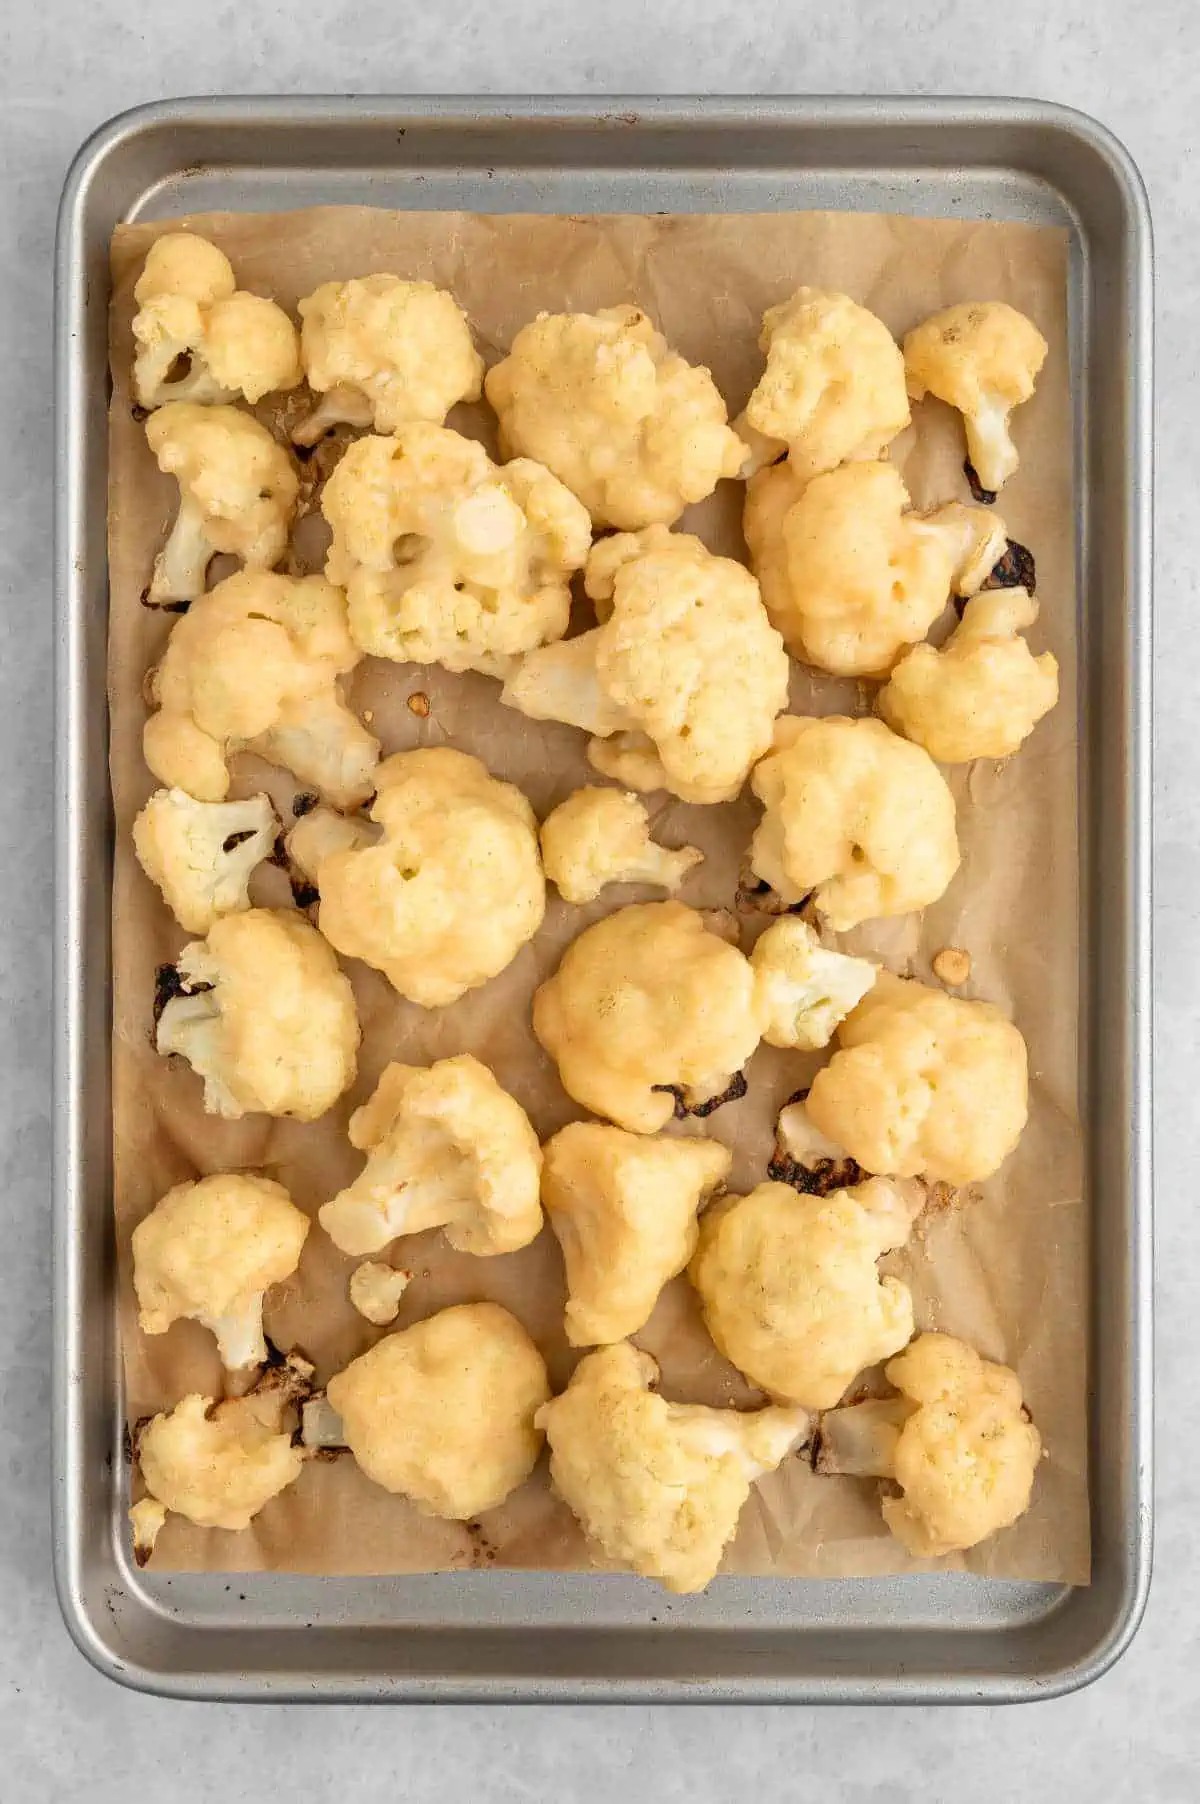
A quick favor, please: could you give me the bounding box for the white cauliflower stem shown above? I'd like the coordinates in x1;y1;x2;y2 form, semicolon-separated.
485;304;747;529
815;1332;1042;1557
294;275;483;441
536;1342;808;1593
156;907;359;1121
504;526;789;806
541;1122;732;1345
879;587;1060;762
540;786;703;903
132;788;278;933
142;569;379;807
750;917;877;1051
903;302;1048;494
132;232;301;409
322;425;592;678
143;403;299;607
319;1055;543;1258
132;1173;310;1369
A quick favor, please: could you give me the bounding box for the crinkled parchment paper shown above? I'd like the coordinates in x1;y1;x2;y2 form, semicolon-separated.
108;207;1085;1583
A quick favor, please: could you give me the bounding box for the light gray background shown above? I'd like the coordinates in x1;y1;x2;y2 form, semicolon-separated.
2;3;1188;1798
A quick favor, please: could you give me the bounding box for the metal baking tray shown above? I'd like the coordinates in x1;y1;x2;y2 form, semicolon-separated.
53;96;1153;1703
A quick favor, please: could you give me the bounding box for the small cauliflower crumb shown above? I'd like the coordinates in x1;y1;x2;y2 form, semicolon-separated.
407;691;431;718
128;1497;168;1567
539;786;703;903
348;1261;412;1325
932;947;972;987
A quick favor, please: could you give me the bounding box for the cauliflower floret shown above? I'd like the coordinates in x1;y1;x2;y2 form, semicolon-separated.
815;1332;1042;1557
325;1302;550;1518
541;1122;732;1345
749;917;878;1050
879;587;1060;762
504;526;790;806
533;901;764;1134
156;908;359;1121
128;1497;168;1566
319;1055;543;1258
738;288;910;481
806;973;1029;1184
749;715;960;931
132;1173;310;1370
142;569;379;808
320;425;592;678
485;304;747;529
903;302;1048;495
143;403;299;607
348;1261;411;1325
540;786;703;904
132;232;301;409
689;1178;920;1409
743;459;1008;676
299;747;545;1007
536;1342;808;1593
293;275;483;443
132;788;278;933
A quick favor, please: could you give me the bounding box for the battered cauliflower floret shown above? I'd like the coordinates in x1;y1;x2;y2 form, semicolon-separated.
738;288;910;481
293;274;483;443
806;973;1029;1185
903;301;1048;494
155;908;359;1121
300;747;545;1007
689;1178;920;1409
536;1342;808;1593
325;1302;550;1519
532;901;764;1134
743;458;1008;676
143;403;299;607
750;917;878;1051
541;1122;732;1345
539;786;704;904
503;527;790;806
132;788;278;934
319;1055;543;1258
132;1173;310;1370
320;425;592;678
749;716;960;931
348;1261;411;1325
878;587;1060;762
132;232;301;410
814;1332;1042;1557
484;304;747;529
142;569;379;807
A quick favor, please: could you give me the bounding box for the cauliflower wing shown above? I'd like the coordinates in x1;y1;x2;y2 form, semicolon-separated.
739;288;910;481
536;1342;808;1593
132;788;278;933
132;1173;309;1369
532;901;764;1134
142;569;379;807
348;1261;411;1325
690;1178;920;1408
320;425;592;678
132;232;301;409
156;908;360;1121
541;1122;732;1345
503;526;790;806
302;747;545;1007
540;786;703;903
806;973;1029;1184
750;917;878;1050
319;1054;543;1258
815;1332;1042;1557
294;274;483;442
143;402;299;607
878;587;1060;762
903;302;1048;495
749;715;960;931
484;304;747;529
743;458;1007;676
325;1302;550;1518
135;1372;309;1534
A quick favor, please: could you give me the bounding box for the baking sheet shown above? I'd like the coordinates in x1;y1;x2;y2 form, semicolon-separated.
107;205;1086;1584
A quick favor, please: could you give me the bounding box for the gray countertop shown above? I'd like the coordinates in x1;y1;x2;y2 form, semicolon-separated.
2;4;1187;1798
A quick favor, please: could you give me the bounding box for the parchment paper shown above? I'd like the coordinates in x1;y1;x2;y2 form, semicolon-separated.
108;207;1086;1584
